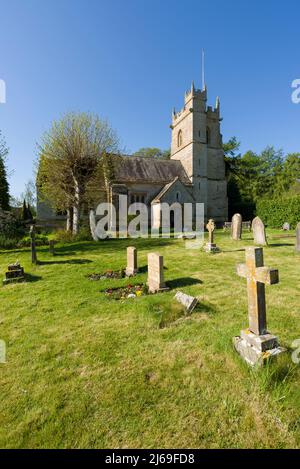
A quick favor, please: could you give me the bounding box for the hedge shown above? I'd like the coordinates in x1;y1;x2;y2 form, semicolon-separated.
256;195;300;229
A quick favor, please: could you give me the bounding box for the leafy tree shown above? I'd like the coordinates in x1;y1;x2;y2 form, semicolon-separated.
37;112;120;234
281;153;300;193
132;147;170;159
0;130;10;210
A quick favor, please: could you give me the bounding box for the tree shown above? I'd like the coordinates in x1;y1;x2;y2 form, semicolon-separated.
132;147;170;159
21;180;36;209
37;112;120;234
281;153;300;193
0;130;10;210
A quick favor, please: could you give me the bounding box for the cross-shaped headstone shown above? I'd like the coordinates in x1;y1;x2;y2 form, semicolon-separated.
236;247;279;335
30;225;37;264
206;219;215;245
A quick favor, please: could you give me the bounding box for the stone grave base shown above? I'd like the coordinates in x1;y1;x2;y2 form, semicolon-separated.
3;263;26;285
125;268;138;277
233;329;285;366
204;243;220;253
148;283;170;294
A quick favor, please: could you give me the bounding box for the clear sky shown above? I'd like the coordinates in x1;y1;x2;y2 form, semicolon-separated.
0;0;299;197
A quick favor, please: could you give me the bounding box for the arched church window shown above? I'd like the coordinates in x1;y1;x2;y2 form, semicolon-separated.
206;127;211;144
176;191;181;202
177;130;183;147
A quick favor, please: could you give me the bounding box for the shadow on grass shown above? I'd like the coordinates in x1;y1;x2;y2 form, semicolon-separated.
167;277;202;289
221;248;246;253
267;243;294;247
25;273;42;283
194;301;217;316
38;259;92;266
54;237;175;255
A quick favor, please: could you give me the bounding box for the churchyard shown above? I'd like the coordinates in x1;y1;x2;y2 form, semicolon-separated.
0;227;299;448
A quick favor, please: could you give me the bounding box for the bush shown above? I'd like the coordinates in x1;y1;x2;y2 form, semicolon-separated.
256;195;300;228
0;209;25;238
0;233;49;250
0;235;20;249
54;227;92;244
16;235;49;248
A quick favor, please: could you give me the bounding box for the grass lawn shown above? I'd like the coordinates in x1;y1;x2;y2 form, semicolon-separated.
0;230;299;448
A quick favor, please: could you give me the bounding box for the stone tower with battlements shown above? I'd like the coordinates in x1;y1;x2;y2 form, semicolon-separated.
170;82;228;222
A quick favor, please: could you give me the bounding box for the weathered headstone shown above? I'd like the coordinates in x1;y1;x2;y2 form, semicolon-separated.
49;240;55;255
252;216;267;246
296;223;300;253
282;222;290;231
174;291;198;314
205;219;219;253
231;213;242;240
147;253;168;293
125;246;138;276
233;247;285;366
29;225;37;264
3;262;25;285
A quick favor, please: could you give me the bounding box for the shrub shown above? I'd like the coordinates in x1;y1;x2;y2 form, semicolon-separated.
0;235;20;250
16;235;49;248
0;209;25;238
54;230;74;244
256;195;300;228
54;227;92;244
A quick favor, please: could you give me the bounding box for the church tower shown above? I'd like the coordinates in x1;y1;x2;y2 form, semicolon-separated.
170;83;228;223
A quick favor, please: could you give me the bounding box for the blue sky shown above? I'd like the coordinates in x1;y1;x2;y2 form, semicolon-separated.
0;0;299;197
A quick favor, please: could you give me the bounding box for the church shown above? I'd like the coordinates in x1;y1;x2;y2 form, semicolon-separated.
37;82;228;226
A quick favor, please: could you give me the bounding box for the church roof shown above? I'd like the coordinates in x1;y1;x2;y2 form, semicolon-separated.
152;177;180;202
114;156;191;185
152;177;195;204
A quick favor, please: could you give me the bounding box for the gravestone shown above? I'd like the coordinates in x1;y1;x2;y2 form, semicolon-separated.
233;247;285;366
282;222;290;231
147;253;168;293
174;291;198;314
30;225;38;264
296;223;300;253
231;214;242;240
125;246;138;276
205;219;219;253
49;240;55;255
3;262;25;285
252;216;267;246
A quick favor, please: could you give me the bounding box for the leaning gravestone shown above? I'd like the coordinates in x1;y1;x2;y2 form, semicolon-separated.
231;214;242;240
3;262;25;285
234;246;285;366
296;223;300;253
252;216;267;246
147;253;168;293
174;291;198;314
30;225;38;264
125;246;138;276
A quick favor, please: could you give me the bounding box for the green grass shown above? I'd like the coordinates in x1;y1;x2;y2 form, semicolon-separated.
0;230;299;448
